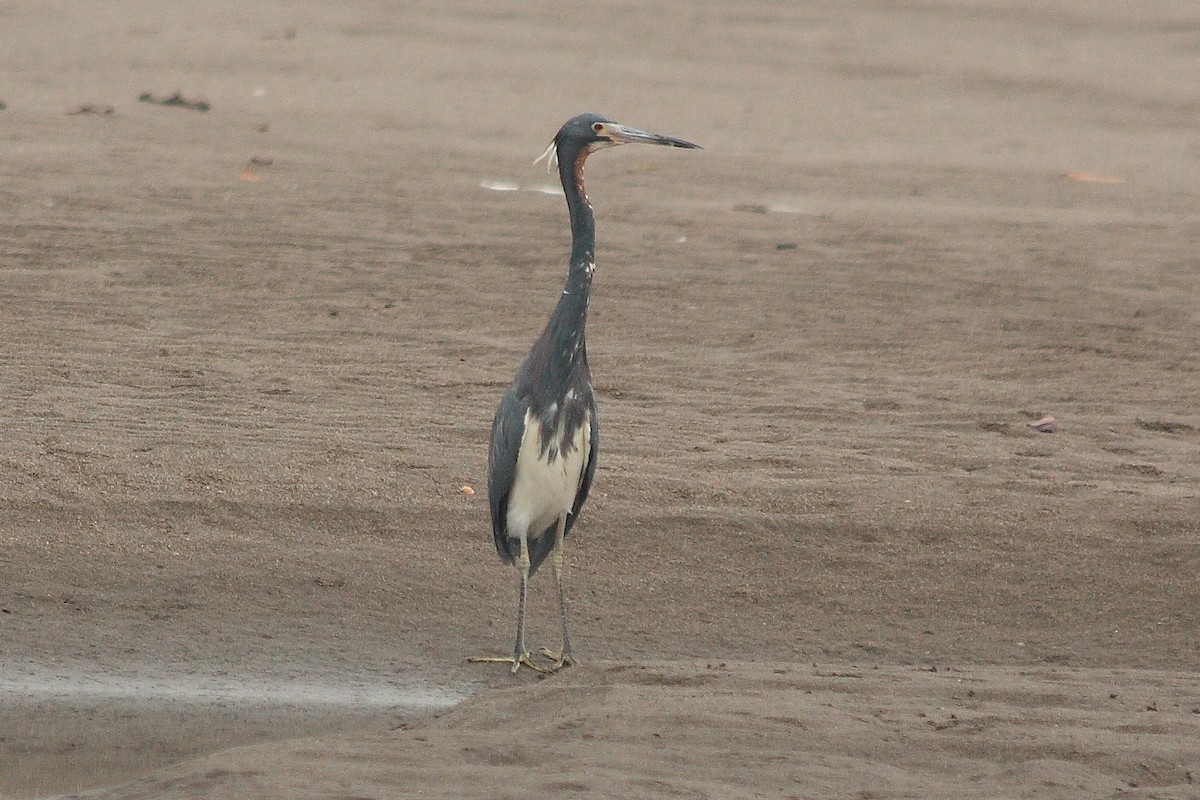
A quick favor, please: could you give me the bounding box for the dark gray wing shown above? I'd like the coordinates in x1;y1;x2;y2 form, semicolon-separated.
487;383;528;564
564;391;599;537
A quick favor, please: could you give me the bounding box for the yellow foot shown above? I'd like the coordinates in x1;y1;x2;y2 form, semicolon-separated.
537;648;576;671
467;652;548;675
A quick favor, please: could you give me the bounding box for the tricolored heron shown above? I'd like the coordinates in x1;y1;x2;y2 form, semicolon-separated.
469;114;700;674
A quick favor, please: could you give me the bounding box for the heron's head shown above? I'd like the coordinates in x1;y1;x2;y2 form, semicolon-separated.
537;113;701;171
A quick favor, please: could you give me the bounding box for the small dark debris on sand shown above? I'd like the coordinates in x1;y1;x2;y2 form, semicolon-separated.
139;91;210;112
0;101;7;111
1135;418;1196;435
66;104;115;116
239;156;274;182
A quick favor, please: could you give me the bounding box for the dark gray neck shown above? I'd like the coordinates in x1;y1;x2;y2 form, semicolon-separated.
559;145;596;273
522;268;590;409
517;144;596;408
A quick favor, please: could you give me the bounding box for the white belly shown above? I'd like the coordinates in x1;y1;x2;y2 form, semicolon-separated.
506;409;591;541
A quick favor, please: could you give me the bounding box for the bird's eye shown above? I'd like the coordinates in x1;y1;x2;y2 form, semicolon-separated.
592;122;604;132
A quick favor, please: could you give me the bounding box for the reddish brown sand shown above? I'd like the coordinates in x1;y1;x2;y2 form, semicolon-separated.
2;1;1199;798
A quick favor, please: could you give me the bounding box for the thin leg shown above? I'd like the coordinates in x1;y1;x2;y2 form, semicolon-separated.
511;541;534;672
468;536;546;674
539;514;575;670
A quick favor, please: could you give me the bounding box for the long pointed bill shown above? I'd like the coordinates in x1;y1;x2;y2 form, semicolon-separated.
606;123;702;150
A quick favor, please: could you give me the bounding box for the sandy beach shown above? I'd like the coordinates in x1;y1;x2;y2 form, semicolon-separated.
2;1;1198;797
